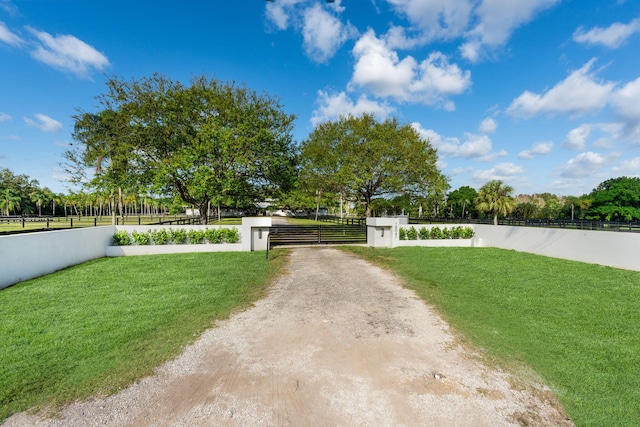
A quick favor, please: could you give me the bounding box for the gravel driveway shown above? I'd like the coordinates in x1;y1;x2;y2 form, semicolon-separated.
4;247;573;426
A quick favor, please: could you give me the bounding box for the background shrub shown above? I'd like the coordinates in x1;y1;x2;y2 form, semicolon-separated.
187;229;205;244
442;227;452;239
205;228;223;243
418;227;430;240
399;228;407;240
430;227;444;239
461;226;475;239
167;228;187;244
150;229;170;245
131;230;150;245
223;227;240;243
112;230;131;246
406;226;418;240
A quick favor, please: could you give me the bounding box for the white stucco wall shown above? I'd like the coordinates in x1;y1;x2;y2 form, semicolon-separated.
473;224;640;271
0;226;115;290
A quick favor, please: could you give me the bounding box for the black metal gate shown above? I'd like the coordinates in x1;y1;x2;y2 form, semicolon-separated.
267;224;367;250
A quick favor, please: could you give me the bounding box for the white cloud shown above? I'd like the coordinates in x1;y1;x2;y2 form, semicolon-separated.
460;0;560;62
506;59;614;119
311;91;395;126
518;141;553;159
559;151;608;178
385;0;475;43
0;21;22;46
26;27;109;78
350;30;471;108
265;0;354;63
479;117;497;134
611;77;640;128
573;18;640;49
264;0;304;30
0;0;17;14
473;162;525;182
24;113;62;132
412;123;505;160
563;125;592;150
0;112;12;122
302;3;357;63
612;157;640;176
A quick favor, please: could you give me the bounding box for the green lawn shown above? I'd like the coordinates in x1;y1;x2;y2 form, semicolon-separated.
0;251;287;421
342;246;640;427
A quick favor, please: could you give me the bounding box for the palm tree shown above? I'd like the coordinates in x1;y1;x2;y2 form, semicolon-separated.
475;180;516;226
30;189;49;217
1;188;21;216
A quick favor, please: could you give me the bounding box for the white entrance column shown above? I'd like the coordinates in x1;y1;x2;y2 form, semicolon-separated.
366;217;399;248
241;217;272;251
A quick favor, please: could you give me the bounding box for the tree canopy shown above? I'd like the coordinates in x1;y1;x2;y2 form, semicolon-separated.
298;114;448;217
65;74;297;223
447;185;478;218
475;180;516;225
585;176;640;221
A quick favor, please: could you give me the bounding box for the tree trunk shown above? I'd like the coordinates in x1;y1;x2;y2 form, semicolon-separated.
198;202;208;224
110;191;116;225
118;187;124;224
314;190;322;221
493;214;498;226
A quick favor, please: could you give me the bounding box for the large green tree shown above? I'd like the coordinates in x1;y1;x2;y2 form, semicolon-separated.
65;108;134;224
0;168;42;216
447;185;478;218
475;180;516;225
585;176;640;221
299;114;448;217
66;74;297;224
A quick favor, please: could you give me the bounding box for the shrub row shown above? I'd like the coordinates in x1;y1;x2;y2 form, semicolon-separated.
112;228;240;246
399;226;474;240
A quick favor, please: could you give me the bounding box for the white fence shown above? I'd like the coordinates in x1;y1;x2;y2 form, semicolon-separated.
2;218;639;290
0;226;114;290
0;218;272;290
389;222;640;272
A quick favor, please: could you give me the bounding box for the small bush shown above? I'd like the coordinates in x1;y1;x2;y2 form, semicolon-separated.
131;230;150;245
112;230;131;246
418;227;430;240
205;228;224;243
451;226;466;239
187;229;205;244
442;227;451;239
430;227;444;240
150;229;170;245
461;226;475;239
399;228;407;240
223;227;240;243
170;228;187;244
406;226;418;240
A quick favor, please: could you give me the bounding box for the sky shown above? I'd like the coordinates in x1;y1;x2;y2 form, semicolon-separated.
1;0;639;197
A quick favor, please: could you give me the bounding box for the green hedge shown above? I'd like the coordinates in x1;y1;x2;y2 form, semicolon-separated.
399;226;474;240
113;227;240;246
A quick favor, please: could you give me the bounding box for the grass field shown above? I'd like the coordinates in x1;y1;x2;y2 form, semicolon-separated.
0;251;287;422
342;246;640;427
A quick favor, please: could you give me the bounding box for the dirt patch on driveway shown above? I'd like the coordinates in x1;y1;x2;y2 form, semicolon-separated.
4;247;573;426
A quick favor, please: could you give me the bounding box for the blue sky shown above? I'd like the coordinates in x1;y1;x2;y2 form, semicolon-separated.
1;0;639;196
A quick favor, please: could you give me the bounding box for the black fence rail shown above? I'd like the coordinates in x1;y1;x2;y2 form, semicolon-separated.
151;216;201;225
408;217;640;232
267;224;367;259
317;215;366;226
0;215;201;236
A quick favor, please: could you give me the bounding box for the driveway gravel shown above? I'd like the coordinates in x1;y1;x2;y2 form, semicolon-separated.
3;247;573;426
